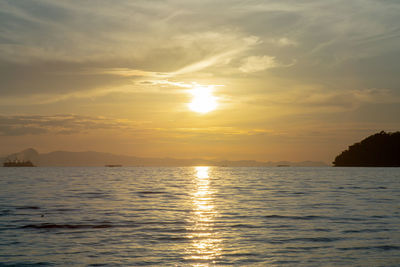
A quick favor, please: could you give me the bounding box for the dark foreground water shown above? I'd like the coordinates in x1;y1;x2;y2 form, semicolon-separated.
0;167;399;266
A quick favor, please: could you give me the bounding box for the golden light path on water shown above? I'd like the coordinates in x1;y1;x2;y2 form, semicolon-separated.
185;166;222;265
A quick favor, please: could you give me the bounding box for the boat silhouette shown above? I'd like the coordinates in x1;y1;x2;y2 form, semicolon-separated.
3;159;36;167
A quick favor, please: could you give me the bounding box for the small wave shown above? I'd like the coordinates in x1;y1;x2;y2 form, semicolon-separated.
223;252;260;257
337;186;387;190
264;215;326;220
52;208;80;212
292;192;307;195
272;260;301;264
21;223;113;229
312;228;332;232
156;236;187;241
291;237;342;243
367;186;387;190
231;224;261;229
271;237;342;244
331;217;365;222
336;186;361;190
342;228;390;233
284;245;333;251
136;221;186;226
268;224;295;229
80;192;110;199
137;191;167;194
20;220;188;230
0;209;13;216
0;262;52;266
15;206;40;210
139;227;187;233
338;245;400;251
370;215;388;218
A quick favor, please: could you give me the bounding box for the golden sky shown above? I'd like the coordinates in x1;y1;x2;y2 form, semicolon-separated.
0;0;399;162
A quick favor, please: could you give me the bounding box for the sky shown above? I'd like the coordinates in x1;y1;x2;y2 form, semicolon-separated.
0;0;399;163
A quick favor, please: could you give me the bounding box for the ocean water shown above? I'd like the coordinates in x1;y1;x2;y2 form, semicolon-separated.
0;167;399;266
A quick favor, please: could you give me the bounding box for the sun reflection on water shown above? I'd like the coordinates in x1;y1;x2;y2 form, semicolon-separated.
185;166;221;265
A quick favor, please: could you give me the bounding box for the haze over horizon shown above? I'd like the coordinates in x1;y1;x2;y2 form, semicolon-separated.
1;0;399;163
1;147;328;167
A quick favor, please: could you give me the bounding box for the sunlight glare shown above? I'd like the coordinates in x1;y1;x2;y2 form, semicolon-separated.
195;166;210;179
188;86;218;114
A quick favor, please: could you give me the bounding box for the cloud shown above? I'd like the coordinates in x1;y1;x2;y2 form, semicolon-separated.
172;127;275;137
0;0;259;67
239;55;278;73
1;0;398;65
277;37;297;47
0;114;148;136
0;0;398;148
0;0;396;84
89;68;162;78
247;87;400;113
152;80;224;90
0;113;284;144
0;61;135;98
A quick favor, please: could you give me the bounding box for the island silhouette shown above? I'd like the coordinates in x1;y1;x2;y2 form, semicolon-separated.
333;131;400;167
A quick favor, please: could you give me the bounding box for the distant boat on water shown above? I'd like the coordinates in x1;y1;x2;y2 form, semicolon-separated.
277;164;290;167
105;164;122;167
3;160;36;167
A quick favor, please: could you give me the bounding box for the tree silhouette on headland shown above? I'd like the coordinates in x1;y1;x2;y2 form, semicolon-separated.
333;131;400;167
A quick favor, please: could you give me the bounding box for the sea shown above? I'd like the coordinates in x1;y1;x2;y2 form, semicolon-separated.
0;167;399;266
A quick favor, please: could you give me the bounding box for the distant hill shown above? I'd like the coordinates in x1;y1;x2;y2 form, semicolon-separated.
333;131;400;167
1;148;328;167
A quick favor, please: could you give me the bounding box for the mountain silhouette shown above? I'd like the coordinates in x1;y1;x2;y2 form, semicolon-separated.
333;131;400;167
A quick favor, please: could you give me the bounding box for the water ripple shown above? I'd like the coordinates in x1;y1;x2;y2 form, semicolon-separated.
0;166;399;266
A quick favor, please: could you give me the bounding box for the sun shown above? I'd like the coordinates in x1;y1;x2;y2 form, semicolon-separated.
188;85;218;114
